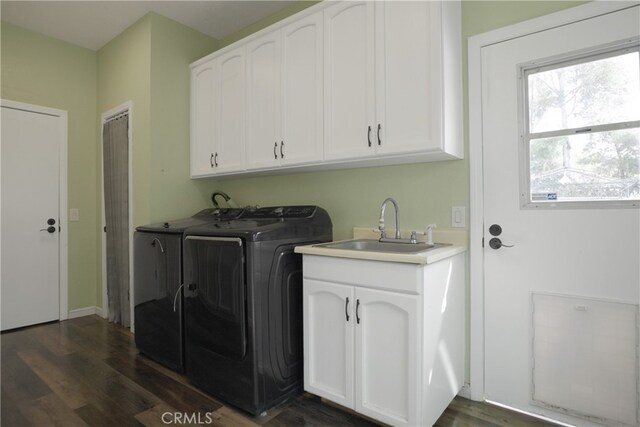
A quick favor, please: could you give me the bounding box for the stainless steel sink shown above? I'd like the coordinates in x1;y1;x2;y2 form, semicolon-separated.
314;239;450;254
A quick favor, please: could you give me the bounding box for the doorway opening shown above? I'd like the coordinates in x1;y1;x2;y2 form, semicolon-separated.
101;101;133;328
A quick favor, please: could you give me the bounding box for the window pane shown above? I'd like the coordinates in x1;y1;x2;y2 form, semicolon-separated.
528;51;640;134
529;128;640;202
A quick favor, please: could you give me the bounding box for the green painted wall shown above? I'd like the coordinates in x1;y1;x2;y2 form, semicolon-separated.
148;13;219;222
96;13;217;305
1;0;589;319
96;14;153;307
1;22;98;311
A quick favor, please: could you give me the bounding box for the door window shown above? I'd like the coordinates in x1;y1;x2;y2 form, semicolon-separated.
521;46;640;207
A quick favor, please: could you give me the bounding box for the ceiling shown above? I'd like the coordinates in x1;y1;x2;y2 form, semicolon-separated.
1;1;296;51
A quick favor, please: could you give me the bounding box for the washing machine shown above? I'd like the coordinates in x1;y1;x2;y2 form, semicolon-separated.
133;208;244;372
182;206;332;415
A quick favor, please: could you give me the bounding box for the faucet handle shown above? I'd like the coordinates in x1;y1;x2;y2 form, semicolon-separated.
410;231;418;244
423;223;437;245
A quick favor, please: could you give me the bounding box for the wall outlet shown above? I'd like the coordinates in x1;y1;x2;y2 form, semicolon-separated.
451;206;465;228
70;208;80;222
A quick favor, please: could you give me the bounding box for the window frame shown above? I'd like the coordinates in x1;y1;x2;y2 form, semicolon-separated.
518;42;640;209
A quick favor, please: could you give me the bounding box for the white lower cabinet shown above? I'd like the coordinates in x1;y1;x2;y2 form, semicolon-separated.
302;253;465;426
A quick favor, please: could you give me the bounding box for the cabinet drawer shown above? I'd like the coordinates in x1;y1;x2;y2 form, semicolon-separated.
302;255;422;294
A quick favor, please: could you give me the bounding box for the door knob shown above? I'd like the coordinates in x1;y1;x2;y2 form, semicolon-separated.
40;226;56;233
47;218;56;225
489;237;514;249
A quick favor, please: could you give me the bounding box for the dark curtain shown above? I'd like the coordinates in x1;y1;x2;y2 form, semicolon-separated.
103;114;130;327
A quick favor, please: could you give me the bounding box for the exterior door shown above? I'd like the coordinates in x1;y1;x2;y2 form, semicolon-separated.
1;104;64;330
303;279;354;408
481;6;639;426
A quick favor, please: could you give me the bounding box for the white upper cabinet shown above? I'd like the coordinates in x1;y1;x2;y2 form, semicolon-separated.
190;47;245;177
190;0;462;178
245;12;324;171
324;1;462;161
190;61;217;177
280;12;324;166
215;47;246;174
323;1;375;161
375;1;434;155
246;31;281;170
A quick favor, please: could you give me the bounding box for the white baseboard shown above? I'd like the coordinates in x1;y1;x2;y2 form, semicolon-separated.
67;306;101;319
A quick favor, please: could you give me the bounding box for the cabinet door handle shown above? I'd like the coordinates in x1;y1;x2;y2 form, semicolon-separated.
280;141;284;158
345;297;350;322
377;124;382;146
210;153;214;167
356;299;360;324
214;152;219;167
367;126;372;147
274;142;278;159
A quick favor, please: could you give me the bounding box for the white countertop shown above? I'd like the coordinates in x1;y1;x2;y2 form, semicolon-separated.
295;227;467;265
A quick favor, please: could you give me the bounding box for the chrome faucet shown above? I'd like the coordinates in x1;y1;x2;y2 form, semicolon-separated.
211;191;238;208
379;197;401;240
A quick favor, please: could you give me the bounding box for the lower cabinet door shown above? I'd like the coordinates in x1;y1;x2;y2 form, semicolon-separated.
303;279;354;408
354;288;421;426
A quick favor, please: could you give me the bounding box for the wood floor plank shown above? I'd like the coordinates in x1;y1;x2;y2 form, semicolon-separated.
1;386;35;427
104;353;222;415
264;394;378;427
76;403;144;427
28;321;81;356
1;316;561;427
134;403;179;427
209;406;261;427
448;398;555;427
1;351;52;401
33;394;90;427
17;349;90;409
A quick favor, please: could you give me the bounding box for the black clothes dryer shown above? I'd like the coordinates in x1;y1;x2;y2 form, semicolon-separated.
182;206;332;415
133;208;244;372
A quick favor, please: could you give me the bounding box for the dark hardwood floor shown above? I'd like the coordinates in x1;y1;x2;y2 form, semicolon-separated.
1;316;553;426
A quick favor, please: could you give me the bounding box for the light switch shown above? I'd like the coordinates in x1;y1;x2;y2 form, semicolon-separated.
70;208;80;222
451;206;465;228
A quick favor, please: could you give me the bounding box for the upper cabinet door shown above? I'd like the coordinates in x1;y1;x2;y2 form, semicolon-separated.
375;1;435;155
246;32;281;170
215;47;246;174
280;12;324;166
323;1;375;161
190;60;217;177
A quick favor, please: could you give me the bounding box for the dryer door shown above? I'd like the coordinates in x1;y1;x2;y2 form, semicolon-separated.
183;236;247;360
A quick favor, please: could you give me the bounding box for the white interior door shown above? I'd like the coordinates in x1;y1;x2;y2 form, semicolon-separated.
1;105;63;331
482;6;639;426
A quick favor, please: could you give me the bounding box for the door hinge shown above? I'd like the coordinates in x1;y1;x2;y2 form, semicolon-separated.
104;226;107;232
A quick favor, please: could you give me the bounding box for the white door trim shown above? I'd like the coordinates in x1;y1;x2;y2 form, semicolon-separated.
100;101;134;330
0;98;69;321
467;1;639;402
